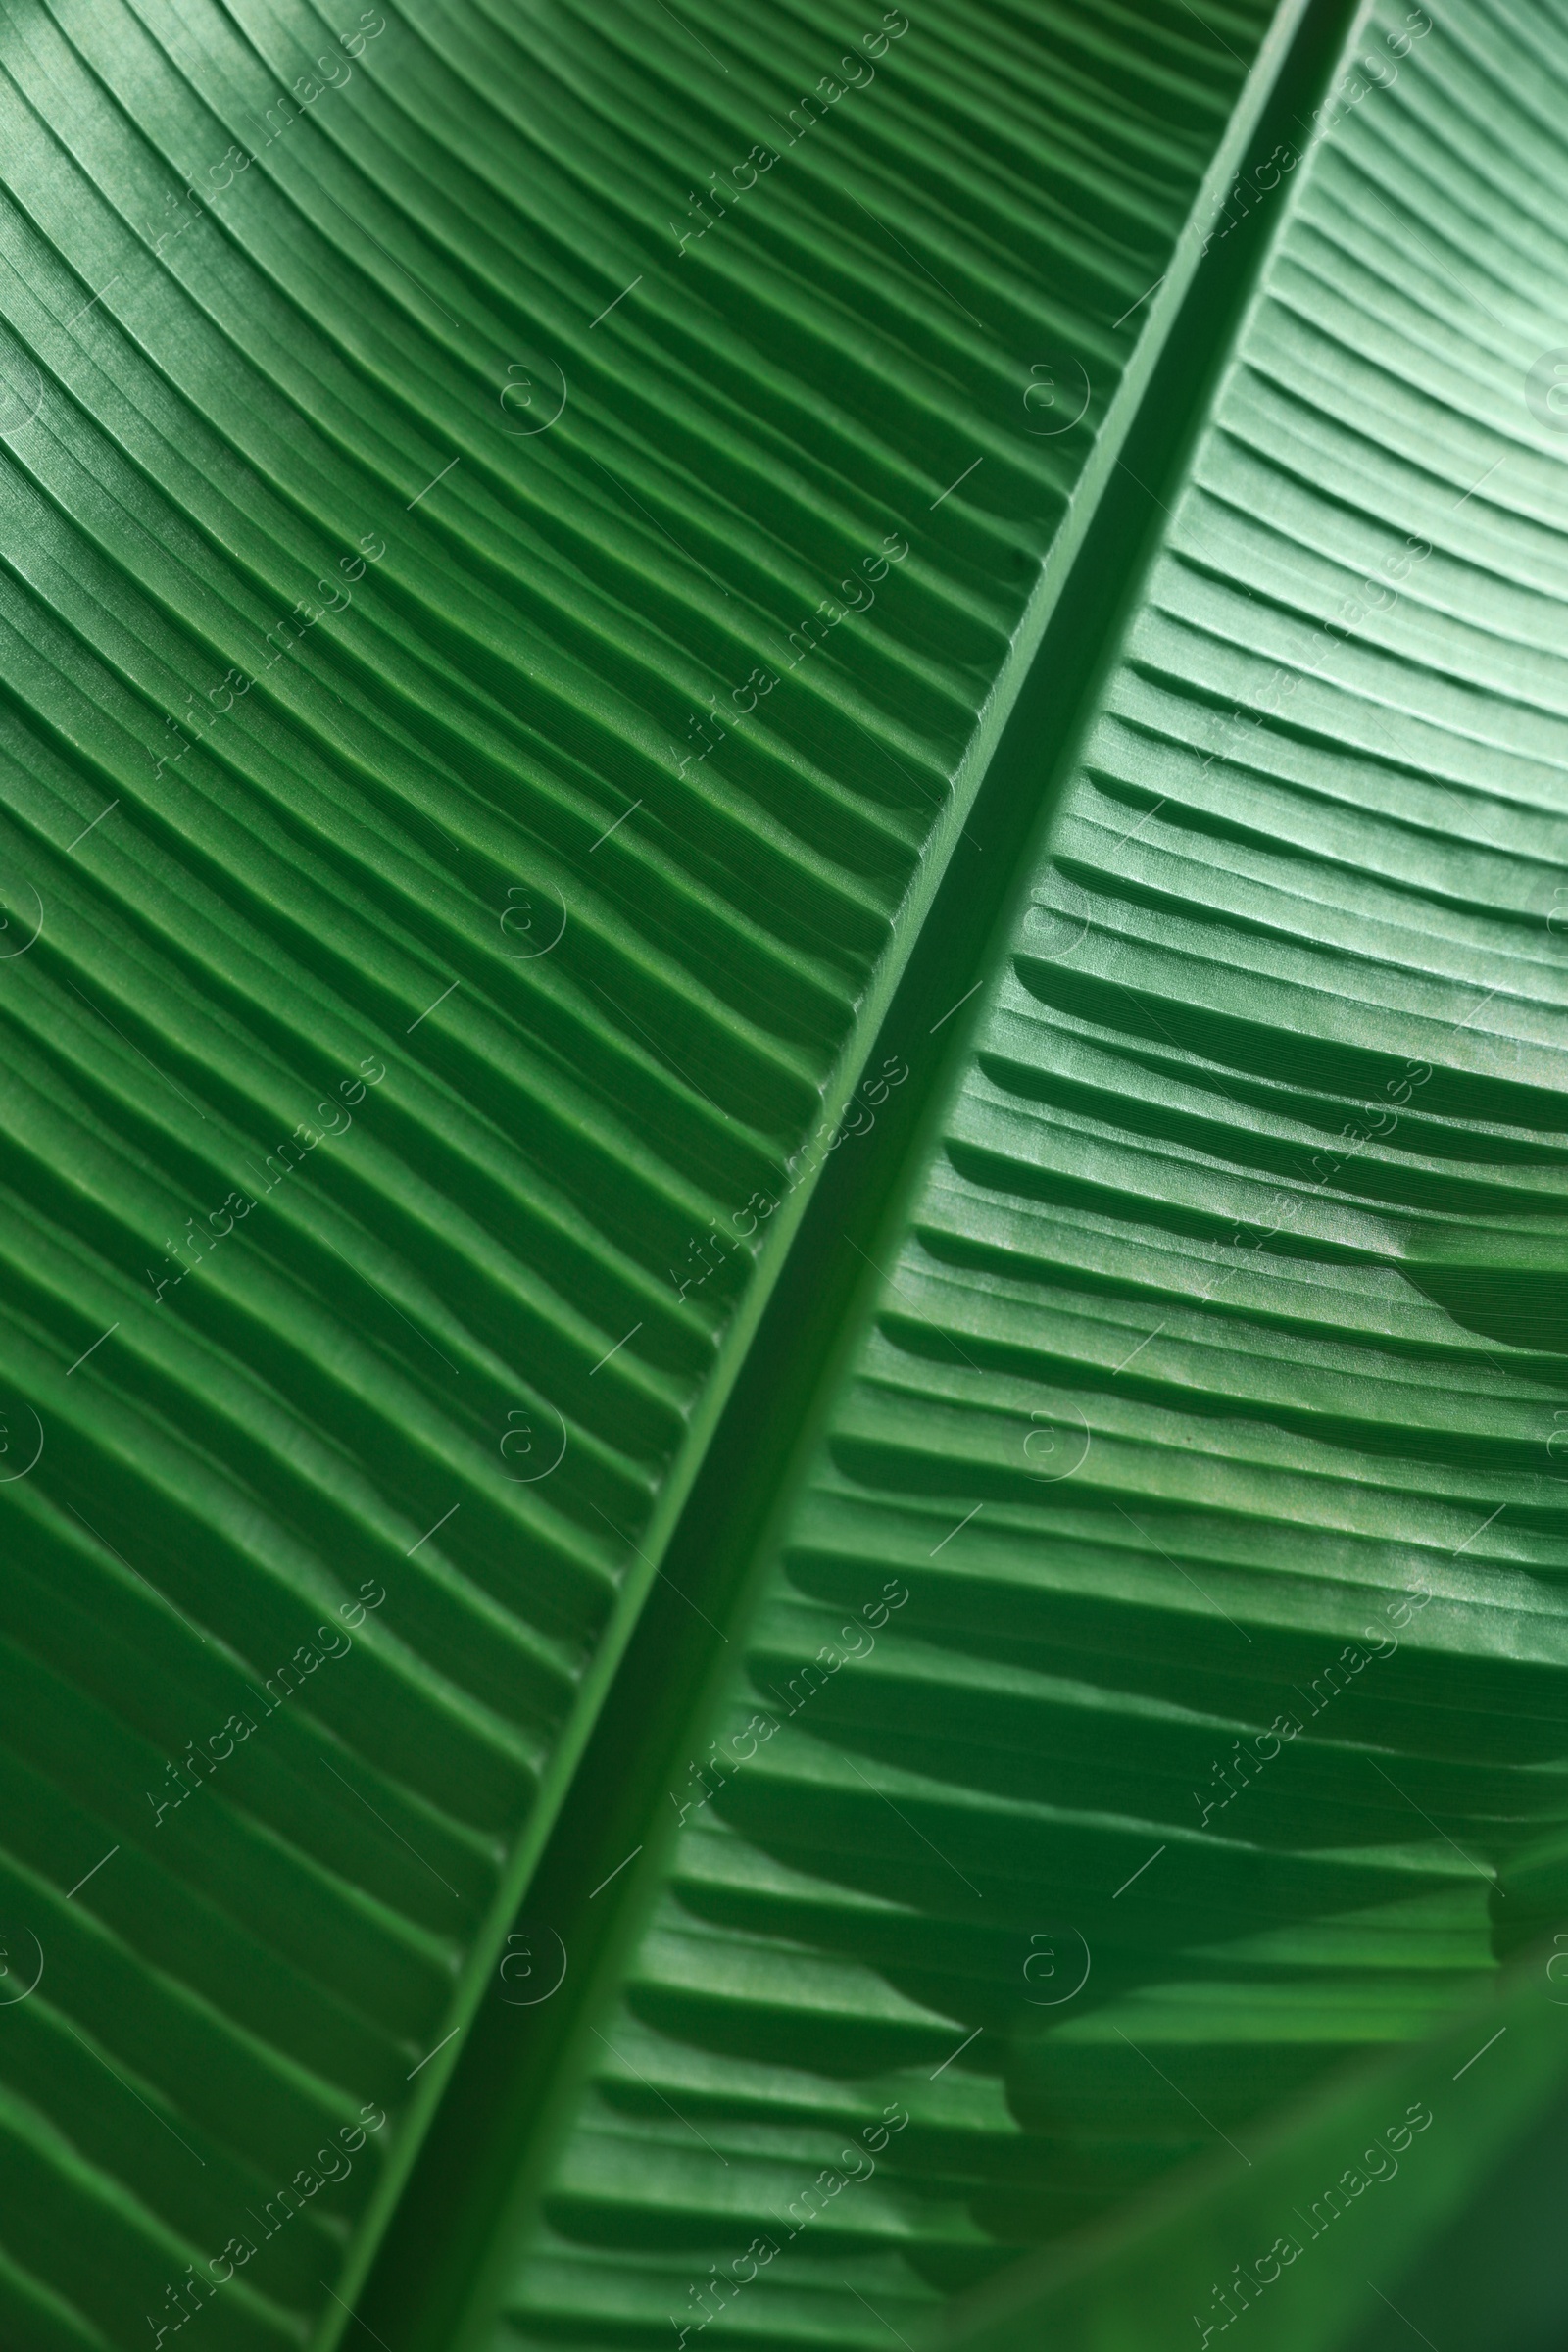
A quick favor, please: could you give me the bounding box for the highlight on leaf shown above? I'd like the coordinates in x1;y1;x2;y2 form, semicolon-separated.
0;1;1562;2350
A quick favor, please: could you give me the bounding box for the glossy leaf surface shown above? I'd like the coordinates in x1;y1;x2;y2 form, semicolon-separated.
0;2;1563;2350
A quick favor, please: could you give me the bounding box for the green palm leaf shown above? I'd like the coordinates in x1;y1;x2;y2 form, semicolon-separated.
940;1961;1568;2352
0;0;1562;2348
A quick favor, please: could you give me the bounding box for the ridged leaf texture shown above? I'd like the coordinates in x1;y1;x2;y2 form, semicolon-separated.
0;1;1564;2350
468;3;1568;2348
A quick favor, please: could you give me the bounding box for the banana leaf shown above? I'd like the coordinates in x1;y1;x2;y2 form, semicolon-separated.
0;0;1563;2348
939;1960;1568;2352
359;0;1568;2345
